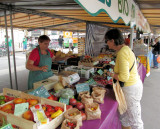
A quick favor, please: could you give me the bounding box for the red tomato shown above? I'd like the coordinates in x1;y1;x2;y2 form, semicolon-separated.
35;105;40;109
81;111;87;121
47;107;53;112
45;111;50;117
55;106;63;111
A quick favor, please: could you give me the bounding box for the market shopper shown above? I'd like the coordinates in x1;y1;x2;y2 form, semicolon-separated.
125;34;130;46
105;29;143;129
58;35;64;51
23;36;27;53
26;35;69;90
69;38;73;51
5;35;12;55
151;37;160;69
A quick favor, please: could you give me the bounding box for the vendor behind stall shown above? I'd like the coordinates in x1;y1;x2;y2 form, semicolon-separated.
26;35;69;90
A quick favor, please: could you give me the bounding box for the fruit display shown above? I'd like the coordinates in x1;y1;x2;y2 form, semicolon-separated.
0;95;14;105
64;108;82;126
0;88;66;129
54;50;79;58
66;121;77;129
93;75;108;86
42;105;63;120
85;103;101;120
61;119;79;129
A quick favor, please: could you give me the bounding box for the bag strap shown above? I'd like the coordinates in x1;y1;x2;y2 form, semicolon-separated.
129;60;135;72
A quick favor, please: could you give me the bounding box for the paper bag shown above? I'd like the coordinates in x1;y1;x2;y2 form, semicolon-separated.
64;108;82;126
85;103;101;120
91;91;105;104
61;119;79;129
81;94;93;105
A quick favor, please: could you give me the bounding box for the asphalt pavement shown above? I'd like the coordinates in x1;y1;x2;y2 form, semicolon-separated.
0;49;159;129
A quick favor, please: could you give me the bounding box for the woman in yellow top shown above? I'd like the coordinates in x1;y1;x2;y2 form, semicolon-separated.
105;29;143;129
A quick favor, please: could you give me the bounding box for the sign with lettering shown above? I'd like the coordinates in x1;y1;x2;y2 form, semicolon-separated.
75;83;90;93
75;0;150;32
1;124;13;129
29;86;50;98
86;78;97;85
75;0;136;26
97;69;104;75
14;103;29;116
59;97;69;105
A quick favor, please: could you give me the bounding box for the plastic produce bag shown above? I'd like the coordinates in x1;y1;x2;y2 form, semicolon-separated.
64;108;82;126
85;103;101;120
54;88;74;99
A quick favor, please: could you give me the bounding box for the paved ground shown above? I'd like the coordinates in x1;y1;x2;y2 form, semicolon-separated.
141;68;160;129
0;49;160;129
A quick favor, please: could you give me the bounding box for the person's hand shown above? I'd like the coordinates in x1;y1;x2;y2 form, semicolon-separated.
107;71;114;77
40;65;48;72
64;56;70;60
110;65;115;69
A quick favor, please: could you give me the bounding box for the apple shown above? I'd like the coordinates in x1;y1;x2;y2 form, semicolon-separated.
81;111;87;121
76;102;84;110
69;98;77;106
66;105;73;110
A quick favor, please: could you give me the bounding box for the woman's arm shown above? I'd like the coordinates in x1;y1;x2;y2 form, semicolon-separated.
26;60;48;72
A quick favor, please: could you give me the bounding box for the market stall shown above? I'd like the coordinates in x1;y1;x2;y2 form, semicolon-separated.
0;0;153;129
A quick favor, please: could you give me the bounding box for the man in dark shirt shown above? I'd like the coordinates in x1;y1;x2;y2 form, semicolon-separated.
58;35;64;51
152;38;160;68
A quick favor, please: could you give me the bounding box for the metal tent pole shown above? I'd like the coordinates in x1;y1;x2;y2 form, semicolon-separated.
4;9;13;89
9;7;18;90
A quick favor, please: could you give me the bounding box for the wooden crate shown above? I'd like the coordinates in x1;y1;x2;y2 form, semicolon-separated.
3;88;21;98
78;38;85;55
33;79;58;91
0;88;66;129
0;88;22;107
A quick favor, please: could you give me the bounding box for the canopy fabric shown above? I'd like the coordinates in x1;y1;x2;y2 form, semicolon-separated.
0;0;159;33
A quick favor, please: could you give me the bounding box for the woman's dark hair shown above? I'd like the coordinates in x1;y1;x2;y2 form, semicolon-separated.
105;28;124;46
38;35;50;43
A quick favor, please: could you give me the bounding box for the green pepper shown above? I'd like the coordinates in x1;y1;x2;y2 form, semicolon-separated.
0;95;5;100
0;100;5;105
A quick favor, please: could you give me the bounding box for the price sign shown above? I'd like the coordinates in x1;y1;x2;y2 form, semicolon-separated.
109;61;115;65
59;97;69;105
86;78;97;85
14;103;29;116
29;86;50;98
97;69;104;75
75;83;90;93
1;124;13;129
